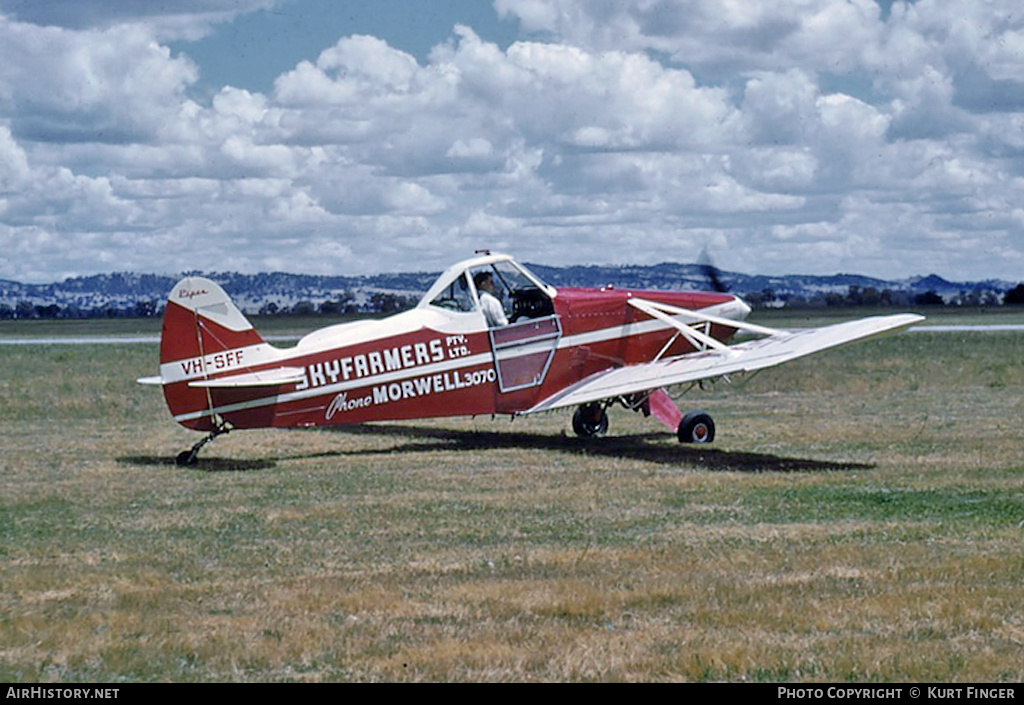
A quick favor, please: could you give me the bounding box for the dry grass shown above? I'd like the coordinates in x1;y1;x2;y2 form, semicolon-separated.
1;329;1023;681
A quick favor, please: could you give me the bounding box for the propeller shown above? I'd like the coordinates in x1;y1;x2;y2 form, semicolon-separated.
697;247;729;293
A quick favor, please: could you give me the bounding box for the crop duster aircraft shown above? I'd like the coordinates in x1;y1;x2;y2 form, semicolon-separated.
139;252;924;465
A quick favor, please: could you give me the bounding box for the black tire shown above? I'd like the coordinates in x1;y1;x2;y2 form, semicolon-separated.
176;450;198;466
677;411;715;444
572;403;609;438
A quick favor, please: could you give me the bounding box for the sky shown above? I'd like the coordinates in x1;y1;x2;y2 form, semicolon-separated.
1;0;1023;283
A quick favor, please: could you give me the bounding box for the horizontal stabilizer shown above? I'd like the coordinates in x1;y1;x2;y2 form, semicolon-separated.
188;367;306;389
525;313;924;415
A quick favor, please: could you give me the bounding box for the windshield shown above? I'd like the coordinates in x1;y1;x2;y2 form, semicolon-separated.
420;255;556;322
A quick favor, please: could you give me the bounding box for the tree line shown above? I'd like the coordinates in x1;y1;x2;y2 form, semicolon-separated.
745;284;1024;309
0;291;420;320
4;285;1023;319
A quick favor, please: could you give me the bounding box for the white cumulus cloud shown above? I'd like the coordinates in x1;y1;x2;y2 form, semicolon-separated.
0;1;1023;282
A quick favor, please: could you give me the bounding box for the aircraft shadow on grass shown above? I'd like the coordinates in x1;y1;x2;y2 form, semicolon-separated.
118;455;275;473
288;422;875;474
120;424;874;474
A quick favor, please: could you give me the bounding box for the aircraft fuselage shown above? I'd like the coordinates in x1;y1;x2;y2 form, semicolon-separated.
163;286;745;431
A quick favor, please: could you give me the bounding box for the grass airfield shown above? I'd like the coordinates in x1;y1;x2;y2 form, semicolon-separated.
1;313;1023;682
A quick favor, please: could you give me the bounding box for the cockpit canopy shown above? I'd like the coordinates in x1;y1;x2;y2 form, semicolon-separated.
418;253;556;323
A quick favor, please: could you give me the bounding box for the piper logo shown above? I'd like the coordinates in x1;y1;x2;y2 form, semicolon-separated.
178;287;209;300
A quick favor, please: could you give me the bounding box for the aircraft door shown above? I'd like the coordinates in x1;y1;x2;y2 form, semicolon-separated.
466;259;561;396
489;314;562;393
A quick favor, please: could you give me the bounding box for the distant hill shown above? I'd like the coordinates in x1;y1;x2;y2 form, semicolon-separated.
0;262;1016;317
527;263;1011;300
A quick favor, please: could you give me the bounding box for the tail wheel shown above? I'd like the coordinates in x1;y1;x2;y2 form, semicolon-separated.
572;402;609;438
678;411;715;444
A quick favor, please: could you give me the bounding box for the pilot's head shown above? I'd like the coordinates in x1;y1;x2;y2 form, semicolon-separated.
474;272;496;295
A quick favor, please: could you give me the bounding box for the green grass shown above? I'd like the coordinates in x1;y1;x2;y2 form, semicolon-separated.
1;326;1023;681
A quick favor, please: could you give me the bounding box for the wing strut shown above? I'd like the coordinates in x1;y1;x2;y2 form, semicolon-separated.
628;297;732;352
628;297;781;340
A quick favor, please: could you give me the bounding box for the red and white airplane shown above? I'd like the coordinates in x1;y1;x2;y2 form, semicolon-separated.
139;252;923;465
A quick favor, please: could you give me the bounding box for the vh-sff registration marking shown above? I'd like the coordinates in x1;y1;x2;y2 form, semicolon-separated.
179;349;246;376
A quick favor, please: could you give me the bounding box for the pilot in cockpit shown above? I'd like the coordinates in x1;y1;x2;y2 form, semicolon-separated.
473;271;508;328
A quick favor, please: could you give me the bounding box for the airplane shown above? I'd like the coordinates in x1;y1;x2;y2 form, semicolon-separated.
138;251;924;465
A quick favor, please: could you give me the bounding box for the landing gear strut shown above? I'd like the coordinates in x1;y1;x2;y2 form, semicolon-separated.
572;402;609;438
571;399;716;444
176;422;232;466
677;410;715;444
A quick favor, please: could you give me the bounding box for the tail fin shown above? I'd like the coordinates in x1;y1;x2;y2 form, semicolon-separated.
158;277;265;430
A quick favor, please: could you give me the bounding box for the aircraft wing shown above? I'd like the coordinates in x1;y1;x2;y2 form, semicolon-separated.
524;313;923;415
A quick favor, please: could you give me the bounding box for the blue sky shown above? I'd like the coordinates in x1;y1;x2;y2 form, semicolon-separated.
0;0;1022;283
170;1;522;95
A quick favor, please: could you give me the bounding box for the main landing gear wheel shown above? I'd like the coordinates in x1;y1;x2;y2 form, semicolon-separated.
677;410;715;444
572;402;609;438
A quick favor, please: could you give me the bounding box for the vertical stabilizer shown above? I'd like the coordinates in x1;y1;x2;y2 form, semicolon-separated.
158;277;265;430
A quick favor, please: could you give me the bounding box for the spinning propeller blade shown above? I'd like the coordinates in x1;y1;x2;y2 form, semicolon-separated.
697;248;729;293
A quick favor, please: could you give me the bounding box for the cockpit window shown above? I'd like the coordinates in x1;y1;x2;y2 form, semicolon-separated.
428;271;476;312
470;261;555;322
